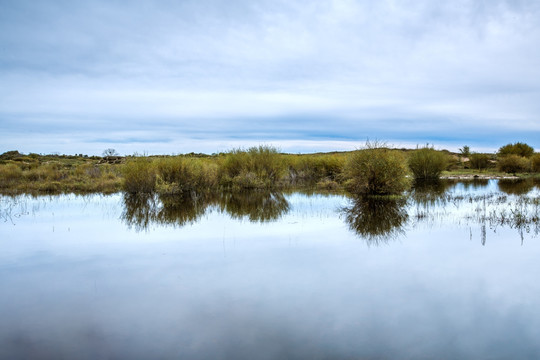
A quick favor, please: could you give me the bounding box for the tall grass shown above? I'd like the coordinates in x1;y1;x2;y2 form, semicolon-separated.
343;143;411;196
408;146;448;180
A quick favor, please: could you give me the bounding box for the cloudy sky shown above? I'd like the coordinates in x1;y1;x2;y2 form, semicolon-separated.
1;0;539;155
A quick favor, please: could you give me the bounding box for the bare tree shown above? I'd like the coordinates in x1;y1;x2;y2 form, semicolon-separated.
102;148;119;157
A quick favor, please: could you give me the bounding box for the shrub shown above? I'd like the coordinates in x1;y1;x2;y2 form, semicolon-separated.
0;164;23;186
497;154;531;173
408;146;448;180
343;144;411;196
123;157;157;193
531;154;540;173
154;157;218;195
219;145;286;188
497;142;534;158
469;153;490;170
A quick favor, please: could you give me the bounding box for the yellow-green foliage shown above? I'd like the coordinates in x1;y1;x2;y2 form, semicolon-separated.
154;156;218;195
408;146;448;180
497;155;531;173
469;153;490;170
531;154;540;173
219;145;286;189
122;157;157;193
286;153;345;183
343;146;411;196
498;142;534;158
0;163;23;186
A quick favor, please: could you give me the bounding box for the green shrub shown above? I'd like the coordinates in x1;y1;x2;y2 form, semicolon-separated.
286;153;345;183
497;154;531;173
219;145;286;188
343;144;411;195
0;164;23;186
155;157;218;195
531;154;540;173
497;142;534;158
469;153;490;170
123;157;157;193
408;146;448;180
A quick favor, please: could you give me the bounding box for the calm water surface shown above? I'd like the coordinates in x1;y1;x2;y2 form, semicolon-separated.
1;180;540;359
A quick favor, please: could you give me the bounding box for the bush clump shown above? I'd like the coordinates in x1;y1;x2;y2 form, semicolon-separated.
497;154;531;174
343;144;411;196
408;146;448;180
497;142;534;158
531;154;540;173
122;157;157;193
219;145;286;189
469;153;491;170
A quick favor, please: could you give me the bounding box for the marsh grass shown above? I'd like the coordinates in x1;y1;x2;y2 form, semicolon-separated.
0;156;122;194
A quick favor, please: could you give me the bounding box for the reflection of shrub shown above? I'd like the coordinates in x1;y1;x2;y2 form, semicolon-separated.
532;154;540;173
498;179;534;195
343;197;408;244
497;155;530;173
498;142;534;158
408;146;448;180
343;144;410;195
469;153;490;170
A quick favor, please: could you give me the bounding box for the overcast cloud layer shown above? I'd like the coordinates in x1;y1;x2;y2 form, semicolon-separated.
1;0;539;154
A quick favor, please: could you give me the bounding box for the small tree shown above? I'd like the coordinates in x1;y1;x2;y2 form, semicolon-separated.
497;142;534;158
459;145;471;158
103;148;119;157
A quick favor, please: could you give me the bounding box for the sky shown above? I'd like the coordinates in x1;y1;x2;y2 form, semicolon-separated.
1;0;539;155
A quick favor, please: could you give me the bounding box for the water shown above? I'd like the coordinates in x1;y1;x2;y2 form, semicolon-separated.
1;180;540;359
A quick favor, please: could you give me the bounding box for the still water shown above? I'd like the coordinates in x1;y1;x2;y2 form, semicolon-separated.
1;180;540;359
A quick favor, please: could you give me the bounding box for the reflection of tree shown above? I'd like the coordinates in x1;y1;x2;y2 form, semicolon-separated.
343;196;408;245
219;191;290;222
498;179;534;195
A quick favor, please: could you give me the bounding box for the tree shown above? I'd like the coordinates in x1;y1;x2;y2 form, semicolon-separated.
102;148;119;157
459;145;470;158
497;142;534;158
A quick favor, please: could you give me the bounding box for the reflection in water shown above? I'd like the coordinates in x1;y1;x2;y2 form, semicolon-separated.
218;191;290;222
122;191;291;230
410;180;456;207
343;196;408;245
498;179;535;195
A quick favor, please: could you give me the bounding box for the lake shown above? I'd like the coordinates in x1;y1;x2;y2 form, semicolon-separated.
1;179;540;359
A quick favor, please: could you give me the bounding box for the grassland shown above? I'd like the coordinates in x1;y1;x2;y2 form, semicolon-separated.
1;145;539;195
